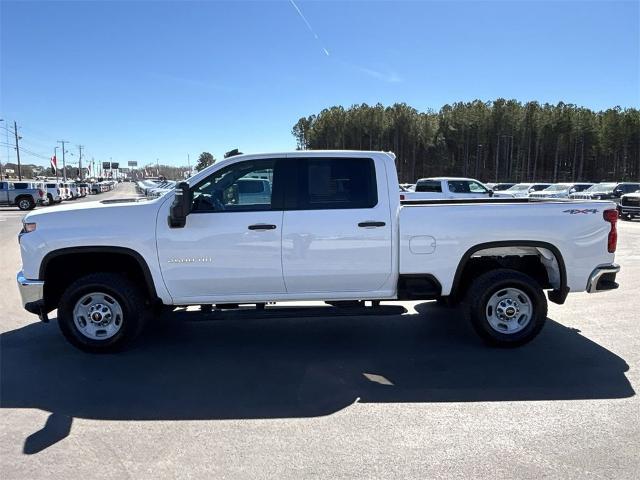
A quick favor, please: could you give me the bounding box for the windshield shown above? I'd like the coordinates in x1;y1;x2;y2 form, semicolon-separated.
543;184;572;192
584;183;616;193
506;184;532;191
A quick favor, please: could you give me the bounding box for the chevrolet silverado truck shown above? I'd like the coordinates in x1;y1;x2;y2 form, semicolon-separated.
1;181;46;210
16;151;621;352
618;189;640;220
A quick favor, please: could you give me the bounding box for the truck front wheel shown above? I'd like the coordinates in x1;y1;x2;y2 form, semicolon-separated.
465;269;547;347
57;273;147;353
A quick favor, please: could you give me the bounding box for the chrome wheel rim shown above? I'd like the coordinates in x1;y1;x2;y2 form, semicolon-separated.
72;292;124;340
19;199;30;209
485;287;532;334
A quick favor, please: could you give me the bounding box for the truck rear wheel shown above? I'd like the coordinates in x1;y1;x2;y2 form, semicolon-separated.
17;197;35;210
57;273;147;353
465;269;547;347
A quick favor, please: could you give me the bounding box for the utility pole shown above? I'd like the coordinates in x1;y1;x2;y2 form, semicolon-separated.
57;140;69;181
78;145;84;180
187;153;191;178
0;118;5;180
13;121;22;180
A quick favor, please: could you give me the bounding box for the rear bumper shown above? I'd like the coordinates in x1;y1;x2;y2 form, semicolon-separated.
586;264;620;293
16;270;47;319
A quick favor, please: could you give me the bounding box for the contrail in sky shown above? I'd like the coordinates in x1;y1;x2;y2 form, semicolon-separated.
289;0;330;56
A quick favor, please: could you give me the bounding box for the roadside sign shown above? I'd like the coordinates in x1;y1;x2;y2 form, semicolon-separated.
102;162;111;170
128;161;138;167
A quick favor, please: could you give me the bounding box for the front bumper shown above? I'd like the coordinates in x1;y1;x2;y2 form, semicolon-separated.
586;264;620;293
16;270;47;320
617;204;640;216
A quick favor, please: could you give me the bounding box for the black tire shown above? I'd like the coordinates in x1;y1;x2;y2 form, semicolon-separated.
17;196;35;211
47;193;54;205
57;273;148;353
465;269;547;348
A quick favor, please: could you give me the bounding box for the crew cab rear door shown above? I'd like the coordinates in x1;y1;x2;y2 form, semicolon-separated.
281;156;393;294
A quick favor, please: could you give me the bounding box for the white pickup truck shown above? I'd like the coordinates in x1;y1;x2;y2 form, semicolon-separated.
402;177;493;200
17;151;621;352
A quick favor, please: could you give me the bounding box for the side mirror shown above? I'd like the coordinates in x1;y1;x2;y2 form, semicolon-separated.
488;189;494;197
168;182;191;228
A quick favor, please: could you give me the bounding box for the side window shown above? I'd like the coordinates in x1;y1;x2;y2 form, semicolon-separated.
191;160;276;212
468;181;488;193
575;184;590;192
0;182;5;189
295;157;377;210
448;181;471;193
415;180;442;193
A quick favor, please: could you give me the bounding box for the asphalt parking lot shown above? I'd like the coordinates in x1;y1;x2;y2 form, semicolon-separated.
1;185;639;479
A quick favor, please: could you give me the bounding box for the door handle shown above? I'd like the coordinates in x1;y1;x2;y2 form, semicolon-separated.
248;224;277;231
358;221;386;228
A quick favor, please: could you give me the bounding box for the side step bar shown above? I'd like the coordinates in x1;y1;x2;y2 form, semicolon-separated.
169;304;407;322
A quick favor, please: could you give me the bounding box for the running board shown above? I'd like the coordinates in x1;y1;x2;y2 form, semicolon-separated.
170;304;406;322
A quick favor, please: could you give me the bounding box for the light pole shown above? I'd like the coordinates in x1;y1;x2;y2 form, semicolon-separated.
0;119;4;180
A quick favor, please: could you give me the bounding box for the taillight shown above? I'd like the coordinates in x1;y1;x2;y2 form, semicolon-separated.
38;189;45;197
603;209;618;253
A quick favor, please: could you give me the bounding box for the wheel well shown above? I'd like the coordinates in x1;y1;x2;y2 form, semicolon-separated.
41;249;157;310
450;245;564;301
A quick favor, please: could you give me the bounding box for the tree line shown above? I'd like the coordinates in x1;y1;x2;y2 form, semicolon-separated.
291;100;640;183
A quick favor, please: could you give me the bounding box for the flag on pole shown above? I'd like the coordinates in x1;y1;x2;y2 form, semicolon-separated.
50;155;57;171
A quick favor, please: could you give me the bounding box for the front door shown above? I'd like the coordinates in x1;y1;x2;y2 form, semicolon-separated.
447;179;492;199
156;158;286;301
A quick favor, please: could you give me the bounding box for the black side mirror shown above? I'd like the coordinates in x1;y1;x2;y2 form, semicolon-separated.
168;182;191;228
488;189;494;197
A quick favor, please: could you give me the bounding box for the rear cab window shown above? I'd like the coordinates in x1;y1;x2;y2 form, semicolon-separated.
415;180;442;193
291;157;377;210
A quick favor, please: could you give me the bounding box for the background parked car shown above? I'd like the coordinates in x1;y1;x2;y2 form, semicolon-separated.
485;182;516;191
404;177;493;200
0;180;46;210
617;189;640;220
44;182;63;204
493;183;552;198
529;182;593;199
569;182;640;203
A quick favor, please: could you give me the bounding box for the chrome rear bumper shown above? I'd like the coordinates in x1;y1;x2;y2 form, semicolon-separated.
586;264;620;293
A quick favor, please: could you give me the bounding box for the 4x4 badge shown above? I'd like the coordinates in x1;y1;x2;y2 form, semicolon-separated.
563;209;598;214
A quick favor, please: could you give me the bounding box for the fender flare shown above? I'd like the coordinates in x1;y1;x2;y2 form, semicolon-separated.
450;240;569;304
39;246;159;300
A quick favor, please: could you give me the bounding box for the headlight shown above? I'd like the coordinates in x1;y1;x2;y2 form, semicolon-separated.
22;222;37;233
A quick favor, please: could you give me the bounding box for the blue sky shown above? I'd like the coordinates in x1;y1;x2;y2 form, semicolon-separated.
1;0;639;168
